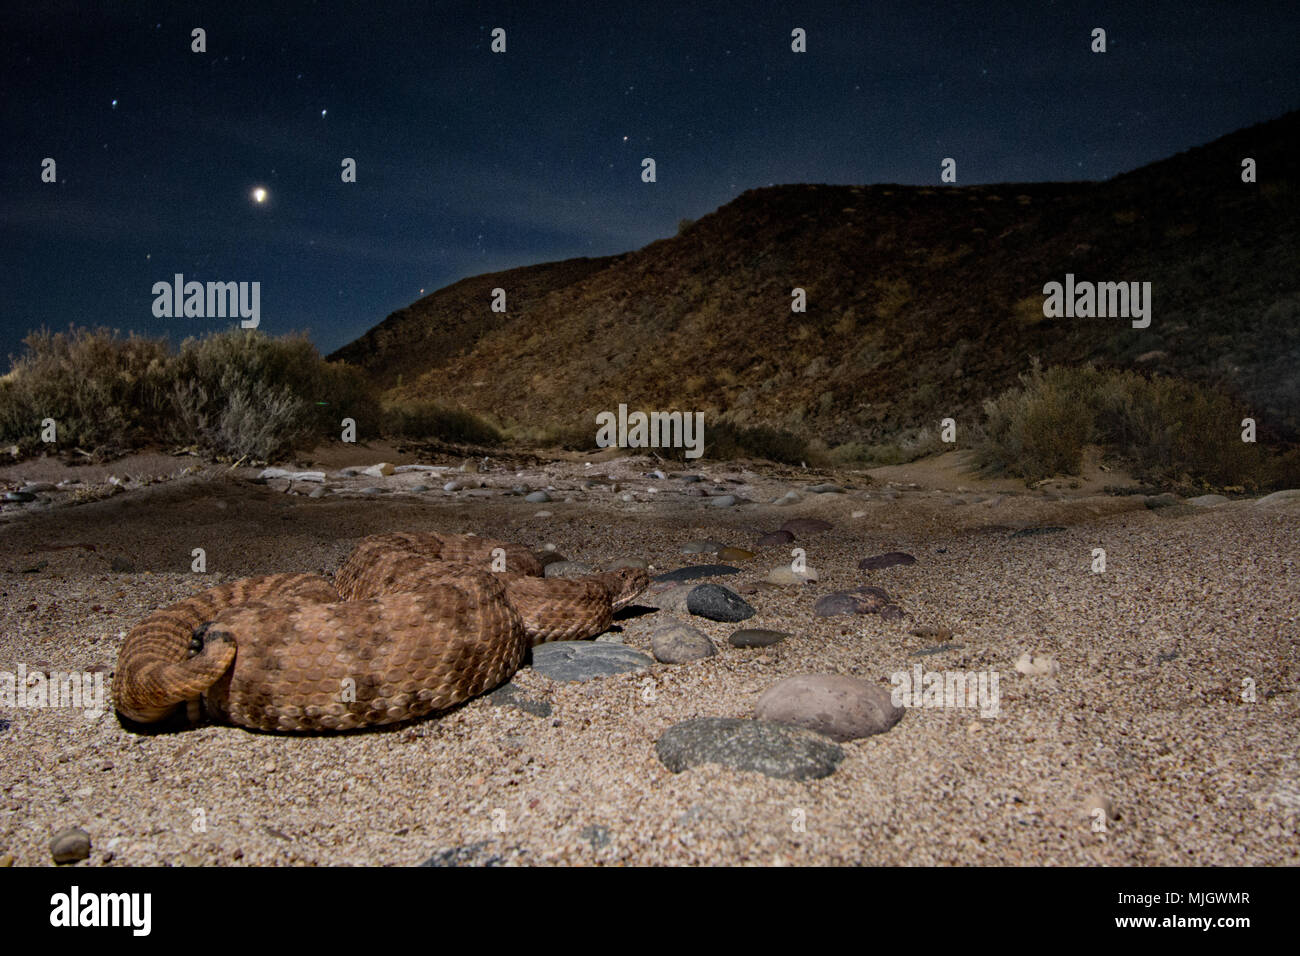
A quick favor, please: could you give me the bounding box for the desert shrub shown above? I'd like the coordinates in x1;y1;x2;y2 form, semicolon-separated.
382;399;501;446
0;326;383;462
973;360;1274;488
702;421;809;464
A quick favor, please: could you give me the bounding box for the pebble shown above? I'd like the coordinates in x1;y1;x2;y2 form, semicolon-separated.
530;643;654;681
687;583;756;622
857;551;917;570
729;628;790;648
765;566;819;585
410;484;430;493
805;483;845;494
3;492;36;503
524;490;551;503
656;718;845;780
757;530;795;546
308;486;329;498
680;540;724;554
653;564;741;583
608;557;649;570
443;481;464;492
773;491;802;506
533;510;552;517
359;487;384;496
649;618;717;663
1015;653;1060;677
360;462;396;477
710;495;737;508
755;674;904;742
813;589;888;617
780;517;833;535
50;828;91;864
543;560;593;579
716;547;755;562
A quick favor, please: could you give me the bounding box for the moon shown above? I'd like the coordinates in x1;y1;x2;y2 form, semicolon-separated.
251;186;268;204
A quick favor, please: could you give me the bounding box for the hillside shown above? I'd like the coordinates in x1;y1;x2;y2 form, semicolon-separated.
332;111;1300;446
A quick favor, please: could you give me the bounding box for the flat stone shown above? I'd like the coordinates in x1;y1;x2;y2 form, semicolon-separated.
653;564;740;584
530;642;653;681
360;462;396;477
359;487;384;495
710;495;737;507
857;551;916;570
687;583;755;622
716;546;756;562
805;483;845;494
524;490;551;503
649;618;717;664
757;530;796;546
755;674;904;742
729;628;790;648
543;560;593;579
780;517;833;535
443;481;464;492
656;717;844;780
813;590;888;617
258;468;325;482
680;540;724;554
50;828;91;864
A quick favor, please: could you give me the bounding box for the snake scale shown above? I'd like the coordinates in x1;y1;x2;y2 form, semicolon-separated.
112;531;650;732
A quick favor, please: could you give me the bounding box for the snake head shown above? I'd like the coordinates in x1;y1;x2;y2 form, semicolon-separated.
607;567;652;611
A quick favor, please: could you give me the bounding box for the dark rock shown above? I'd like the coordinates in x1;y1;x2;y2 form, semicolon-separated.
656;717;844;780
686;583;755;622
653;564;740;584
484;682;552;717
857;552;917;570
3;491;36;503
813;590;888;617
757;530;796;546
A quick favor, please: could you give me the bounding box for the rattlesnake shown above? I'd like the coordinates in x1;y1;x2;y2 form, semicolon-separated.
112;531;650;732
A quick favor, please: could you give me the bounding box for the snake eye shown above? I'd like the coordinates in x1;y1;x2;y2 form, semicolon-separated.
189;622;217;656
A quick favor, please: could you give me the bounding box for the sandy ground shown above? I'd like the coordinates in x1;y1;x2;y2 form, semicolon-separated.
0;444;1297;866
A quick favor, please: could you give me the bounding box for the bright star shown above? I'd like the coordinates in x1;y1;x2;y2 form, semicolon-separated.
251;187;268;204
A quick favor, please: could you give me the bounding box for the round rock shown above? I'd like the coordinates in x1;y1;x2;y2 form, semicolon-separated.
755;674;904;742
649;618;717;664
524;490;551;503
50;828;91;864
656;717;844;780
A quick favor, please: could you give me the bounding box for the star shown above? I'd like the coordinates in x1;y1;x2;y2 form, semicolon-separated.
320;109;328;118
251;186;268;204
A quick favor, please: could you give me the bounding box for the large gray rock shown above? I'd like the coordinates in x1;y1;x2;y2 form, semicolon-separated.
530;642;653;681
649;618;717;664
755;674;904;742
687;583;755;622
656;718;844;780
653;564;741;584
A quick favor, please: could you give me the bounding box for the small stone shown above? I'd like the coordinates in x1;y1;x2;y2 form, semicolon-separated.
524;490;551;503
485;682;552;717
443;480;464;492
857;551;917;570
710;495;737;507
50;828;91;864
680;540;724;554
410;484;430;493
729;628;790;648
805;483;845;494
780;517;833;535
360;462;396;477
687;583;756;622
757;530;796;546
543;560;593;579
653;564;741;584
533;510;552;517
530;642;653;681
717;546;755;562
1015;652;1060;677
649;618;717;664
359;487;384;495
609;557;648;570
4;491;36;503
773;491;802;506
656;717;844;780
765;566;819;586
813;589;888;617
755;674;904;742
308;486;329;498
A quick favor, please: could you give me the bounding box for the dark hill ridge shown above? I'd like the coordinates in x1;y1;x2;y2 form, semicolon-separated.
333;110;1300;445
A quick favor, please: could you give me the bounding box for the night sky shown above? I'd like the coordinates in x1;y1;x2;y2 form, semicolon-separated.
3;1;1297;364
